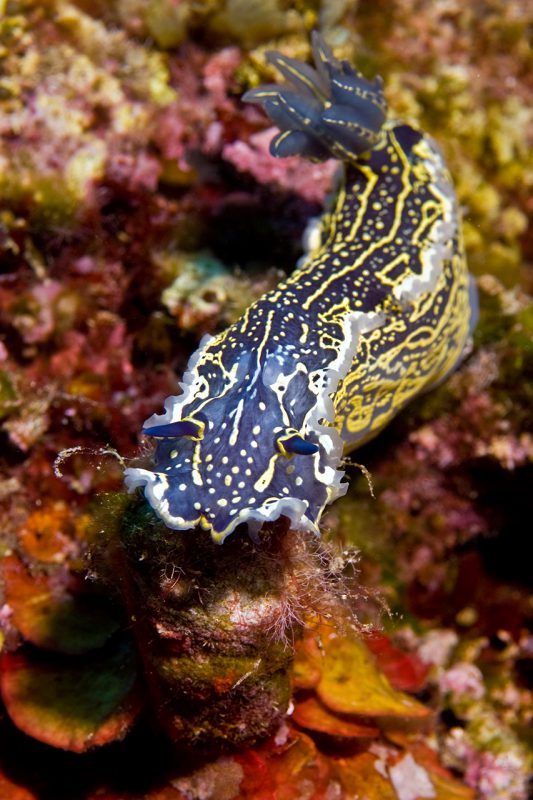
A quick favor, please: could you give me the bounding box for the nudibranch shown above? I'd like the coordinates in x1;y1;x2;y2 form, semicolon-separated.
125;34;477;544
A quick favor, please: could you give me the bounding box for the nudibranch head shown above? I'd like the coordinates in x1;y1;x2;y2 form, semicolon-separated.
125;334;351;544
243;32;387;163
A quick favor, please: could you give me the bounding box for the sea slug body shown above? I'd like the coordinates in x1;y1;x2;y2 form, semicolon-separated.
125;34;477;543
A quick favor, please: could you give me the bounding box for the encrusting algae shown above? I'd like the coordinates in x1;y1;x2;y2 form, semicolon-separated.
116;503;364;750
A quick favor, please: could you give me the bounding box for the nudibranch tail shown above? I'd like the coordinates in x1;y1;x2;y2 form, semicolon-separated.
125;33;476;546
243;31;387;163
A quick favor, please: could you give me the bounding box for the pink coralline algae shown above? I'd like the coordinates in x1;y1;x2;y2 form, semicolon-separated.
445;729;531;800
466;751;529;800
224;127;338;203
388;753;436;800
154;46;244;171
438;662;485;700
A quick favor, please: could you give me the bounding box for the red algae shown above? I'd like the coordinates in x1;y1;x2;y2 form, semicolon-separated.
223;128;338;203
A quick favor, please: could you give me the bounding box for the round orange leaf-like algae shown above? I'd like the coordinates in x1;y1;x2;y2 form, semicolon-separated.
292;696;380;739
17;501;86;564
0;641;141;753
2;555;120;655
317;632;431;720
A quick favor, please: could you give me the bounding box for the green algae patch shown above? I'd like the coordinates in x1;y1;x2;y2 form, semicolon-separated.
156;651;290;699
0;370;17;421
0;638;141;752
166;668;293;749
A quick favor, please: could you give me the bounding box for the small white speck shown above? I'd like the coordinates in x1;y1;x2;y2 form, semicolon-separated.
218;498;228;507
179;483;187;491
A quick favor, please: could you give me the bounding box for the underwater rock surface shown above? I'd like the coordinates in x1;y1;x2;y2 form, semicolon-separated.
0;1;531;798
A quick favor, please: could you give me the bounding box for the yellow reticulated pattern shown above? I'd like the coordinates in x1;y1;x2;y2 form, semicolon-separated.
125;43;476;543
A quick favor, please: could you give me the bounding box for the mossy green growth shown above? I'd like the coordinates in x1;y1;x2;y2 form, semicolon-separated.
333;480;403;609
157;651;290;696
86;492;136;550
118;497;299;749
473;288;514;350
123;0;190;49
506;304;533;357
118;495;173;566
473;282;533;433
0;370;17;421
165;667;292;748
